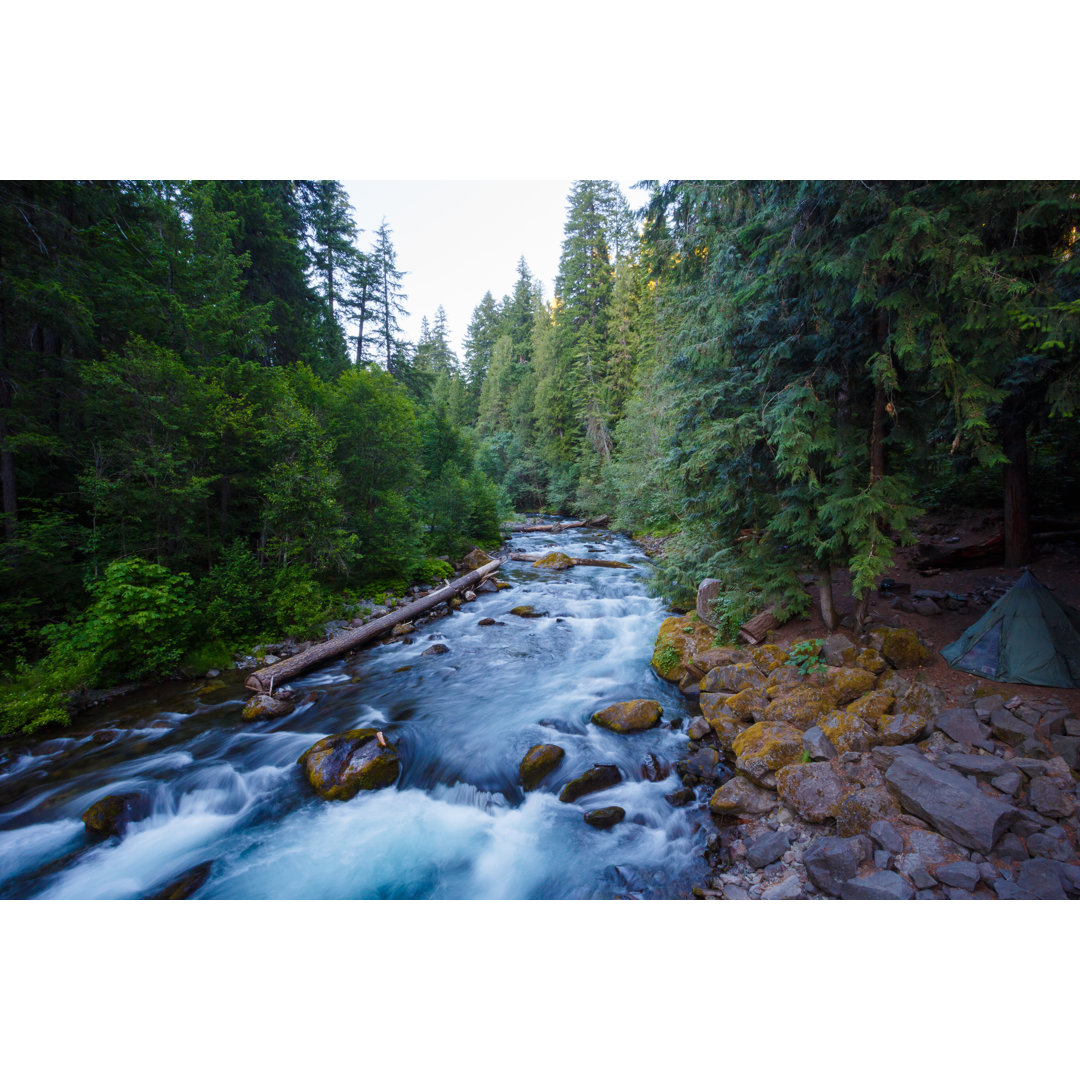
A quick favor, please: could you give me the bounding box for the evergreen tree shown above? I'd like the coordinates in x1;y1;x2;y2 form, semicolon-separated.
367;219;410;375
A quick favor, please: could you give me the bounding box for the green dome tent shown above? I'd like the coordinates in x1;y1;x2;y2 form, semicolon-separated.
941;569;1080;688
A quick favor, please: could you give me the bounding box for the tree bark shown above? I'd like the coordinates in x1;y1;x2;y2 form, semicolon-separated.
738;609;780;646
815;568;837;631
1001;407;1032;568
507;515;608;533
245;558;503;693
0;298;16;541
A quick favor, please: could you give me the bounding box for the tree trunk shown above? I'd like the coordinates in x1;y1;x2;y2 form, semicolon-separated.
815;568;837;631
507;553;633;569
738;609;780;646
0;299;16;541
1001;407;1032;568
245;558;504;693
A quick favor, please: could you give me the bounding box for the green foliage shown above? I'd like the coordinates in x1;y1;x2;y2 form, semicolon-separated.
655;643;679;671
414;558;454;583
785;639;827;680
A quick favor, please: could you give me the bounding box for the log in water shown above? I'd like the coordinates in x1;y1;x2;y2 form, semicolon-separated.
0;524;707;899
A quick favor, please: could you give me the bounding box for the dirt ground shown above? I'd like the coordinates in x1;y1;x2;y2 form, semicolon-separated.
767;509;1080;714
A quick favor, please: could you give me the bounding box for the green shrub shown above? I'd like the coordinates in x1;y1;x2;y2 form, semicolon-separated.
199;540;270;643
267;565;331;638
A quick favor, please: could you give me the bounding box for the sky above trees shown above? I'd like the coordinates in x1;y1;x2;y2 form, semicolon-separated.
343;180;649;360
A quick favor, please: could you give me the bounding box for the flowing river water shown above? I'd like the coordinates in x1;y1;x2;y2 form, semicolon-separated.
0;526;710;899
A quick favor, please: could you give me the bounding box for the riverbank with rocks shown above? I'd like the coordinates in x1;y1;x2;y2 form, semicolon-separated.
653;613;1080;899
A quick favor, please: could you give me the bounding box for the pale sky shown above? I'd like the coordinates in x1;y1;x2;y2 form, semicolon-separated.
343;180;649;362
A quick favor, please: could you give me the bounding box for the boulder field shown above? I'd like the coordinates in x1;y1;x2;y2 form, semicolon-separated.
653;614;1080;900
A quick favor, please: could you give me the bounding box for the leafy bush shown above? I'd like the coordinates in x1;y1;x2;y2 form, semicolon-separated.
198;540;271;644
267;564;332;639
785;639;827;680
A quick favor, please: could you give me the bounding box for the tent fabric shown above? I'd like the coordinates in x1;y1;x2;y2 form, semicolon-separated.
941;569;1080;688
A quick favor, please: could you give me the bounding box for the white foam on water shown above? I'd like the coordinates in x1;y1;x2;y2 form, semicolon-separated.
0;819;84;884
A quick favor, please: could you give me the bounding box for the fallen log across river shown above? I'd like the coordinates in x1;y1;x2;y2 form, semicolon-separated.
507;553;635;569
505;515;610;533
244;558;504;693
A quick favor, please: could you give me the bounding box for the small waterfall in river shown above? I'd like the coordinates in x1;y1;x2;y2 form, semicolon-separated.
0;525;708;899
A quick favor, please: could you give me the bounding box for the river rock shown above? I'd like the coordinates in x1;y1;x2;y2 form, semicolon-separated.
762;684;839;730
559;764;621;803
519;744;565;791
834;786;902;837
866;627;931;668
592;699;663;734
885;754;1018;853
641;753;671;782
1028;776;1075;818
422;643;450;655
803;835;872;896
150;861;212;900
82;791;150;839
776;762;852;823
460;547;495;571
297;728;401;800
732;721;805;787
478;617;496;626
650;614;721;682
687;717;711;740
242;693;295;722
802;726;837;760
584;806;626;829
839;869;915;900
510;605;547;618
709;776;778;817
677;746;721;784
696;578;723;627
533;550;576;569
818;710;877;754
747;829;792;869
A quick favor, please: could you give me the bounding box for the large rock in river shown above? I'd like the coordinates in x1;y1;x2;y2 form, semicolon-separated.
559;764;621;803
532;550;576;569
460;547;495;571
298;728;400;800
650;614;721;682
242;693;295;722
591;699;663;733
82;791;150;839
520;744;565;791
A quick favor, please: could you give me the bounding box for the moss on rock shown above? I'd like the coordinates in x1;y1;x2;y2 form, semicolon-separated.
651;615;718;682
869;627;931;668
819;710;878;754
835;786;902;838
732;721;805;787
775;762;853;823
826;667;877;705
592;699;663;734
532;550;576;569
298;728;400;800
519;744;565;791
762;684;839;730
846;690;895;720
709;776;779;817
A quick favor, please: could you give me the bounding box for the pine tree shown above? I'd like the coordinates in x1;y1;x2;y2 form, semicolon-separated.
367;219;410;375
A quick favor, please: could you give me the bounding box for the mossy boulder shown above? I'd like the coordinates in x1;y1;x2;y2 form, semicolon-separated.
591;699;663;734
532;550;576;569
835;786;902;838
651;614;719;682
776;762;854;823
877;712;926;746
701;662;765;694
150;861;212;900
846;690;895;720
764;666;804;698
855;648;888;675
460;547;495;571
826;667;877;705
818;710;878;755
732;721;805;787
584;806;626;830
705;713;750;752
559;763;622;803
879;672;951;720
751;644;788;674
298;728;400;800
699;691;733;721
721;688;767;722
762;684;839;730
867;627;931;668
82;792;150;839
242;693;295;722
519;744;565;790
821;633;858;667
709;776;779;817
510;605;547;618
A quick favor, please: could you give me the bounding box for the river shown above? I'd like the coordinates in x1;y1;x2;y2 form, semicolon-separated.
0;525;709;899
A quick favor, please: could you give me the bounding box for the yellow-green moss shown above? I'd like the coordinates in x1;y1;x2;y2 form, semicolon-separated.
846;690;895;720
827;667;877;705
762;684;839;730
818;710;878;754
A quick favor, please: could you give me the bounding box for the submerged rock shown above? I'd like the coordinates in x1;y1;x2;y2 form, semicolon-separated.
510;605;547;618
559;764;622;803
532;550;576;569
82;791;150;839
584;806;626;829
242;693;295;722
150;861;212;900
298;729;400;800
422;643;450;656
520;744;565;791
591;699;663;734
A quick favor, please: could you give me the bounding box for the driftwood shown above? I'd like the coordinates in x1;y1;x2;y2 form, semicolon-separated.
244;559;504;693
507;515;610;534
507;553;634;569
738;608;781;646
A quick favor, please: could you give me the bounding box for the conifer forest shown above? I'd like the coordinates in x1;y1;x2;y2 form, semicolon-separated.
1;180;1079;737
